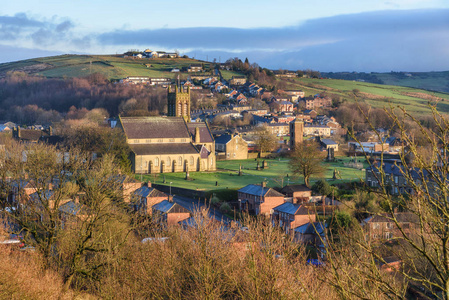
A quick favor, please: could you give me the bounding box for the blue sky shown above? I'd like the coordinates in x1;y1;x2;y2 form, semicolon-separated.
1;0;449;71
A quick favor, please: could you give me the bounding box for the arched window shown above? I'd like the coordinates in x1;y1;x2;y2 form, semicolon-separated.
155;157;159;167
167;157;171;167
190;156;194;166
178;156;182;167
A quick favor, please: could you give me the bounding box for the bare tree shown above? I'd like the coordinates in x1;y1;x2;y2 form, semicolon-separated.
289;141;325;188
254;125;277;156
324;104;449;299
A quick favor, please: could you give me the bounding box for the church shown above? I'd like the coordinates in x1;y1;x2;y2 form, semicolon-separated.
118;86;216;174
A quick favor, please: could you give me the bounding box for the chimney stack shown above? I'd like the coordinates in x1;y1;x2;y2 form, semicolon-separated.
195;127;200;143
147;181;152;188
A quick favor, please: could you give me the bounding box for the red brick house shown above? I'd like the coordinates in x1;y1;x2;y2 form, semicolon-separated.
152;200;191;226
271;202;316;233
281;184;312;203
363;212;418;241
238;183;285;216
131;184;168;214
110;175;142;203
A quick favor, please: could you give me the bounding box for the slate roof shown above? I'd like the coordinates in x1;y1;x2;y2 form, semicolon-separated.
133;185;167;198
187;123;214;143
273;202;302;215
363;212;419;224
58;200;89;216
120;117;190;139
294;222;326;235
198;145;211;159
321;139;338;145
153;200;190;214
304;124;329;128
214;134;233;145
238;184;284;197
281;184;311;194
366;162;406;177
130;143;199;155
110;174;140;185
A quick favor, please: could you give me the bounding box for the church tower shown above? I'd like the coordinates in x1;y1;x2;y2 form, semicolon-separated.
290;118;304;149
168;85;191;122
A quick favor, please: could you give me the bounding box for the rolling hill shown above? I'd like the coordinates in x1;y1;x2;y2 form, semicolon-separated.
321;71;449;93
1;54;448;116
0;54;215;81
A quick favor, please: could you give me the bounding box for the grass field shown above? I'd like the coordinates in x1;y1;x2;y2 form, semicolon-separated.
221;70;246;80
138;156;365;192
289;77;449;114
374;71;449;93
2;54;210;81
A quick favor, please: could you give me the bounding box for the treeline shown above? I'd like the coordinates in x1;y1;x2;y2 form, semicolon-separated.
0;72;168;124
321;71;384;84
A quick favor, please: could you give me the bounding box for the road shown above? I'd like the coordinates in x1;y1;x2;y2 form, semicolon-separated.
173;195;232;224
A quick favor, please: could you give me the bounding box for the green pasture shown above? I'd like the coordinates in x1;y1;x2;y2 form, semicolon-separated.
139;156;365;192
375;71;449;93
289;77;449;114
221;70;246;80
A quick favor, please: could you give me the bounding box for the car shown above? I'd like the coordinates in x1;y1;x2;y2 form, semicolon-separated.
307;259;325;267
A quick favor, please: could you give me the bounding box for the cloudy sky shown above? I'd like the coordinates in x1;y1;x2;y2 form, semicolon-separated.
1;0;449;71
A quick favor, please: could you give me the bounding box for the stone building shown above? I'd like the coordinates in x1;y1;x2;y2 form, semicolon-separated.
119;86;216;174
215;134;248;160
118;116;215;174
168;86;191;121
290;118;304;149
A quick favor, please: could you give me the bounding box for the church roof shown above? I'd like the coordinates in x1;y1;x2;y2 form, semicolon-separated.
187;123;214;143
130;143;199;155
120;117;190;139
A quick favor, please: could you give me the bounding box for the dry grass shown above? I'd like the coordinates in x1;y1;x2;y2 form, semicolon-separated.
0;245;70;300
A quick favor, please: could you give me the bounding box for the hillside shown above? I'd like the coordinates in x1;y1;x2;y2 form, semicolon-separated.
1;54;449;116
0;54;217;81
321;71;449;93
283;77;449;115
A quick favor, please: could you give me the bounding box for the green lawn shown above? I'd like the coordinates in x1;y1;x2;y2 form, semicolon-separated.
139;156;365;192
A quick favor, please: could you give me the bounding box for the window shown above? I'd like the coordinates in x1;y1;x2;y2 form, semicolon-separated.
154;158;159;167
190;156;194;166
236;145;238;150
386;222;394;229
145;139;151;143
394;176;398;184
158;139;163;143
134;140;139;143
385;232;393;239
178;156;182;167
372;223;380;229
169;139;174;142
167;157;171;167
